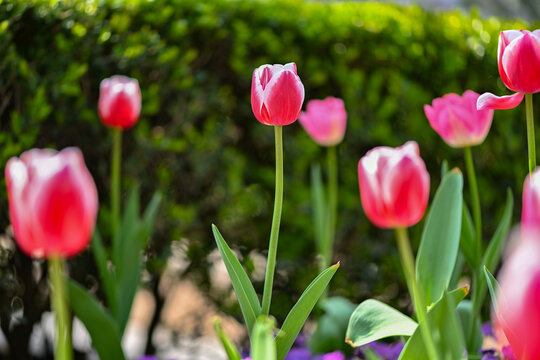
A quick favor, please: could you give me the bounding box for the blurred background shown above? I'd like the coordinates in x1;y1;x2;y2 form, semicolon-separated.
0;0;537;359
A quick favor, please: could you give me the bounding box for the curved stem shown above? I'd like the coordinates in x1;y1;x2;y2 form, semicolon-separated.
526;93;536;174
111;128;123;237
261;126;284;316
395;227;439;360
49;256;73;360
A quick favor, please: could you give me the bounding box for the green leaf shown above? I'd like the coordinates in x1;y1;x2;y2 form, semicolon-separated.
416;170;463;306
441;160;449;180
311;164;328;264
345;299;417;348
212;224;261;336
399;287;468;360
67;281;125;360
275;263;339;360
483;189;513;272
213;317;241;360
456;300;483;352
251;316;276;360
484;266;500;310
310;296;356;354
460;203;478;268
90;230;118;318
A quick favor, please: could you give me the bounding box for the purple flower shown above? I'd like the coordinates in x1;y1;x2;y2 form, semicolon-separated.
358;341;403;360
322;351;345;360
137;357;158;360
482;322;495;338
284;348;313;360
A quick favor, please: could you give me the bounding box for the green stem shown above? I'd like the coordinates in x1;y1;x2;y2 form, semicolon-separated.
111;128;122;236
261;126;284;316
395;227;439;360
526;93;536;175
324;145;338;269
48;256;73;360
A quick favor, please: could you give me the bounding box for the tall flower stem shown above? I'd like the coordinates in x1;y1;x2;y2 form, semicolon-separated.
526;93;536;175
395;227;439;360
111;128;122;235
262;126;284;315
49;256;73;360
324;145;338;269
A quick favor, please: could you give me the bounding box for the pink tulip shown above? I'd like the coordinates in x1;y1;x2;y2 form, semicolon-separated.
299;97;347;146
497;234;540;360
5;148;98;258
522;168;540;235
424;90;494;148
251;63;305;126
98;75;141;129
478;30;540;110
358;141;430;229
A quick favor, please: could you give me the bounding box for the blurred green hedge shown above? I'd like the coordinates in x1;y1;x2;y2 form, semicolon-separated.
0;0;535;346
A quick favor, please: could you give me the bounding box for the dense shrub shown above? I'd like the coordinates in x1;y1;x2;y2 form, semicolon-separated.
0;0;535;353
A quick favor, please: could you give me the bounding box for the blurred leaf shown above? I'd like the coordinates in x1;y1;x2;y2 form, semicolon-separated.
212;224;261;336
417;170;463;306
456;300;483;352
345;299;417;348
311;163;327;266
275;263;339;360
460;203;478;268
484;266;500;310
213;317;241;360
90;230;117;318
310;296;356;354
251;316;276;360
483;189;513;271
67;281;125;360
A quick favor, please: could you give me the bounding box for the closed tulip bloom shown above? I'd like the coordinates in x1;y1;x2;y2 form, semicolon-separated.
424;90;494;147
497;235;540;360
251;63;305;126
98;75;141;129
5;148;98;258
522;168;540;234
478;30;540;110
299;97;347;146
358;141;430;229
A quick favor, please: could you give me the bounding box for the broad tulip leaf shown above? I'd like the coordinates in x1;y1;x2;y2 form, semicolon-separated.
68;280;125;360
251;316;276;360
416;170;463;306
213;317;241;360
275;263;339;360
460;203;478;268
399;287;468;360
311;164;328;265
90;229;117;318
484;266;501;310
212;224;261;336
345;299;417;348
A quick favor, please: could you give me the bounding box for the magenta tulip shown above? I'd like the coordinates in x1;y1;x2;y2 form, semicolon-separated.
522;168;540;235
358;141;430;229
5;148;98;258
98;75;141;129
299;97;347;146
478;30;540;110
251;63;305;126
497;235;540;360
424;90;494;147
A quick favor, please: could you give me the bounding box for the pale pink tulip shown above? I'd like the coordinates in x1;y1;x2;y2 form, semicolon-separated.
299;97;347;146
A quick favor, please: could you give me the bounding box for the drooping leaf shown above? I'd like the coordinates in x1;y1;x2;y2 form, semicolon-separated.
90;229;117;318
67;280;125;360
212;224;261;336
213;317;241;360
484;266;501;310
399;287;468;360
345;299;417;348
460;203;478;268
251;316;276;360
275;263;339;360
416;170;463;306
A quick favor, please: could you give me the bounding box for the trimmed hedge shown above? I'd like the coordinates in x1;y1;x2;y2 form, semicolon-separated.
0;0;535;352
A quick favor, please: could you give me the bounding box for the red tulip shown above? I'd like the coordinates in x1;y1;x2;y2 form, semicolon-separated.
299;97;347;146
522;168;540;235
478;30;540;110
497;234;540;360
358;141;430;229
98;75;141;129
5;148;98;258
424;90;493;148
251;63;305;126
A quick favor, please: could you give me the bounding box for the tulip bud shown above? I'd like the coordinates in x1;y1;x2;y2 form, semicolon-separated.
98;75;141;129
5;148;98;258
522;168;540;235
251;63;305;126
497;234;540;360
299;97;347;146
424;90;493;148
358;141;430;229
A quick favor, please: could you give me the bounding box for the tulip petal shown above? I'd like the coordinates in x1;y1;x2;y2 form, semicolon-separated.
501;32;540;93
263;70;305;126
477;92;524;110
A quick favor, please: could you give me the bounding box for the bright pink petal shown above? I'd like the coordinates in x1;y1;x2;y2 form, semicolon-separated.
263;70;304;126
477;92;524;110
501;32;540;93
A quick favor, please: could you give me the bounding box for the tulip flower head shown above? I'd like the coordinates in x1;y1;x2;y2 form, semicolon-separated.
251;63;305;126
98;75;141;129
497;234;540;360
424;90;493;148
522;168;540;235
5;148;98;258
478;30;540;110
358;141;430;229
299;97;347;146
